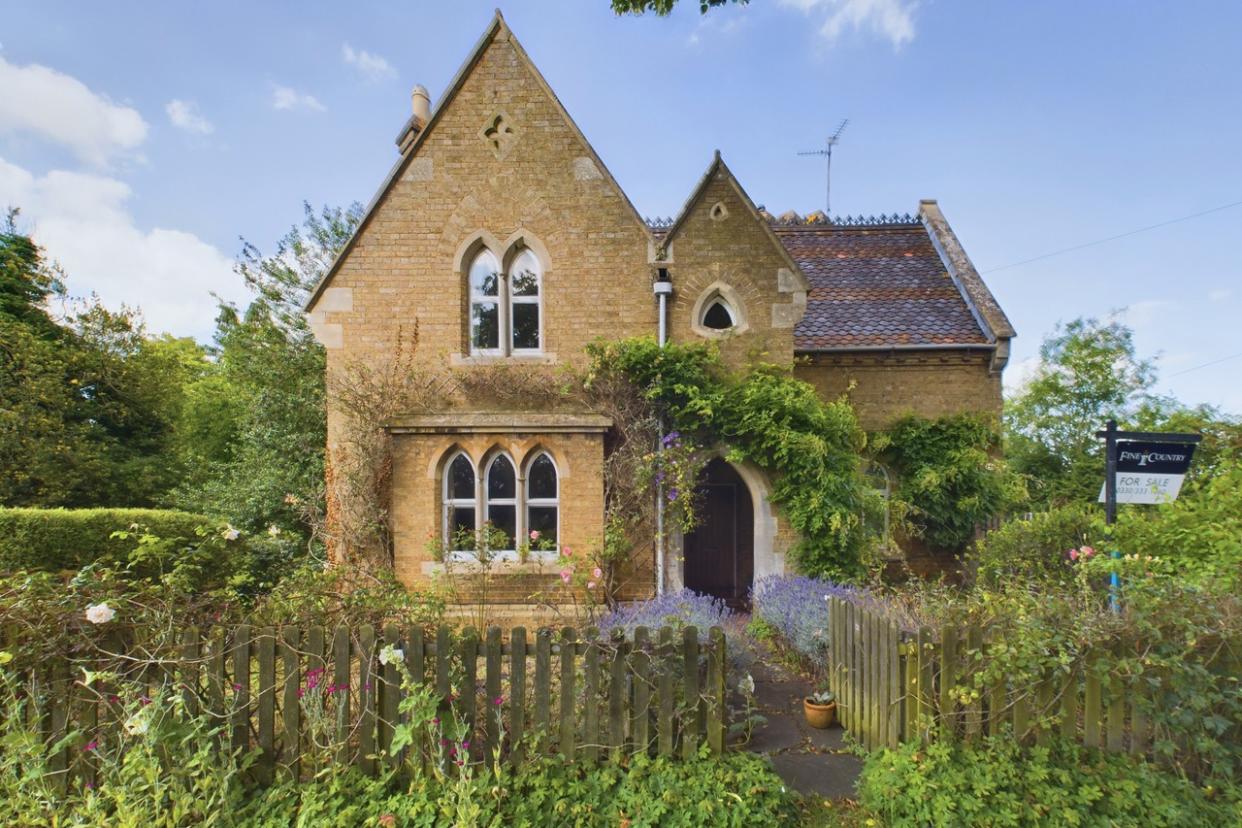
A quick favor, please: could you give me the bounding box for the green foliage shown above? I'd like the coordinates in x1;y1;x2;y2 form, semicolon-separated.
586;338;869;578
0;507;212;572
859;735;1237;828
970;502;1096;586
1111;459;1242;591
611;0;747;15
875;413;1025;551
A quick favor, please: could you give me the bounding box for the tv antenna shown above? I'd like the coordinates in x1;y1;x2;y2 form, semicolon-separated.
798;119;849;214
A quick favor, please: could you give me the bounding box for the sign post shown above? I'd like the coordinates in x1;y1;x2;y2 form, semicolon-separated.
1096;420;1201;610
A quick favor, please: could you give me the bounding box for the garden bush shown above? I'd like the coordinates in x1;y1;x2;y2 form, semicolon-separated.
597;588;738;644
859;735;1239;828
0;507;212;572
751;574;856;667
969;502;1096;586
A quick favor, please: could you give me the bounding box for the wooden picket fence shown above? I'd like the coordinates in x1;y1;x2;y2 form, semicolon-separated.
12;622;728;791
826;596;1237;755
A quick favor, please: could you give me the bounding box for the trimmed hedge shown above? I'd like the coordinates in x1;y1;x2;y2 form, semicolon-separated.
0;508;213;572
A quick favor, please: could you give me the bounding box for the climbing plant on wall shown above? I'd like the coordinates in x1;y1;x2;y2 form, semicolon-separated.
585;337;872;579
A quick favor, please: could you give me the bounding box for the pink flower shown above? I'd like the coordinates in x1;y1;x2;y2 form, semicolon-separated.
587;581;597;590
462;740;470;750
1069;549;1079;561
529;530;541;541
592;567;603;579
1081;546;1096;558
560;569;572;584
494;696;505;706
84;740;98;752
561;545;573;557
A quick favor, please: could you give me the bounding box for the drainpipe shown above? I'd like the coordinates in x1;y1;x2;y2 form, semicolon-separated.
653;268;673;596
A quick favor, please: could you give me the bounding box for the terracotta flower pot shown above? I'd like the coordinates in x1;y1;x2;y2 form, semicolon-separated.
803;697;836;729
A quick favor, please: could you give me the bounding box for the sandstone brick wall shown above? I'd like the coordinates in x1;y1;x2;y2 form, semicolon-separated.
795;350;1002;431
664;167;804;368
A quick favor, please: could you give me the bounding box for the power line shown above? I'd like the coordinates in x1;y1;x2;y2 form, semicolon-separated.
1164;350;1242;379
982;198;1242;274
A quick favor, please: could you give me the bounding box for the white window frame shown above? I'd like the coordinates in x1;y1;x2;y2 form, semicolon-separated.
483;453;519;561
524;451;560;560
507;248;543;356
468;249;504;357
443;451;478;560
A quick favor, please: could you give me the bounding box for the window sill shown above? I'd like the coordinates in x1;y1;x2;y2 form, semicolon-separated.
451;352;558;367
421;558;563;577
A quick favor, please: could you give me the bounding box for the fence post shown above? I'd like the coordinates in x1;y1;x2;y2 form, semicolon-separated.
707;626;725;754
1084;655;1102;749
534;628;551;750
256;626;276;784
583;627;600;763
280;626;301;781
964;626;982;744
658;626;675;756
559;627;577;759
484;627;502;761
510;627;527;765
938;624;957;743
232;625;252;757
332;626;351;765
459;628;478;751
682;626;700;759
608;629;627;761
632;626;652;756
380;624;401;768
887;620;901;748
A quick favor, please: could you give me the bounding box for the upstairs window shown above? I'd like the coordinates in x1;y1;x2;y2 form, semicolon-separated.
702;298;736;330
467;247;542;356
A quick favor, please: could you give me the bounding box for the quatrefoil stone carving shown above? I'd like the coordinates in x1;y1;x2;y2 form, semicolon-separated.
480;111;517;159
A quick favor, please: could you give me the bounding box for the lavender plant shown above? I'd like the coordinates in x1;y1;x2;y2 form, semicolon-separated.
751;574;859;667
596;589;737;644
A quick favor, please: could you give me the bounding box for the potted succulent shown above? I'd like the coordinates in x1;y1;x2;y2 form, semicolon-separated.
803;689;837;729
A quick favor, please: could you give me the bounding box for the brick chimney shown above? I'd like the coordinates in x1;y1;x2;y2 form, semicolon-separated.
395;84;431;154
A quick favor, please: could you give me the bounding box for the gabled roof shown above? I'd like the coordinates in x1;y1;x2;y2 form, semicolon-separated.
304;11;652;313
660;151;810;293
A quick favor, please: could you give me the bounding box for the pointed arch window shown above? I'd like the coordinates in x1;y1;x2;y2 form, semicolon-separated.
702;298;736;330
467;246;542;356
525;452;559;546
444;452;477;552
485;454;518;553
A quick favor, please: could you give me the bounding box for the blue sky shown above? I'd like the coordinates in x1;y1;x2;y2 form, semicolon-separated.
2;1;1240;410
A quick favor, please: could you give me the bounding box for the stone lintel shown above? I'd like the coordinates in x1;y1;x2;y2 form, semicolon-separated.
387;412;613;434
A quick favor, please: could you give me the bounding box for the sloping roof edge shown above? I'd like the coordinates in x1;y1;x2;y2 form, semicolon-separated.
662;151;809;293
305;10;652;313
919;200;1016;341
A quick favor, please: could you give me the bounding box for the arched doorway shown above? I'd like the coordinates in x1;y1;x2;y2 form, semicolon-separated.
683;458;754;608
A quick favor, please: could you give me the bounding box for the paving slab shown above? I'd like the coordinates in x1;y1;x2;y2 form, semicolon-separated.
769;752;864;799
746;713;802;754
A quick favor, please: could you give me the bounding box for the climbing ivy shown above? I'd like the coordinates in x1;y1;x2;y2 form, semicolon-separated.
872;412;1026;551
585;337;871;579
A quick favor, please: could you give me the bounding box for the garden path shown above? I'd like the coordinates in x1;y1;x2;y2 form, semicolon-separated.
738;635;862;801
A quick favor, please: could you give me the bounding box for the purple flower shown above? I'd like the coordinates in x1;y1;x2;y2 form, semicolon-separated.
662;431;680;447
751;575;878;666
667;488;679;502
597;589;735;647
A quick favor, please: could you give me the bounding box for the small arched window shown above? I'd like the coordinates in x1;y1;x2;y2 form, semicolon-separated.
444;452;477;552
469;250;502;354
702;298;736;330
484;454;517;553
467;246;542;356
864;463;892;551
525;452;559;547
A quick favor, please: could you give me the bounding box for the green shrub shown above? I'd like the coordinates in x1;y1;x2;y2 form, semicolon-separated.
247;751;797;828
970;502;1097;586
0;507;212;572
859;735;1238;828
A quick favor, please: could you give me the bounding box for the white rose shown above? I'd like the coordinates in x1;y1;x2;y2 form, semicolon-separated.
267;524;281;537
738;673;755;695
379;645;404;666
85;603;115;625
221;525;240;541
123;711;149;736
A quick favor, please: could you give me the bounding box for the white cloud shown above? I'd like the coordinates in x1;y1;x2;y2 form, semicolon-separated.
779;0;919;48
0;156;245;338
1003;354;1041;396
165;99;213;135
342;43;396;81
1119;299;1174;331
0;55;147;166
272;85;326;112
1209;288;1232;302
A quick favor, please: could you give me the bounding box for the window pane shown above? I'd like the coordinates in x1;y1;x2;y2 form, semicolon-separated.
487;505;516;549
470;253;500;296
511;252;539;296
703;300;734;330
528;454;557;499
528;506;557;543
471;302;499;350
448;455;475;500
487;455;516;499
449;507;475;549
512;302;540;350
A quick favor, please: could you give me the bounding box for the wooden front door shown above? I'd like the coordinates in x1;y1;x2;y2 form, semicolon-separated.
683;458;754;608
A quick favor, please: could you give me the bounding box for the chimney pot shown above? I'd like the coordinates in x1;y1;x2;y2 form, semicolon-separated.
411;84;431;127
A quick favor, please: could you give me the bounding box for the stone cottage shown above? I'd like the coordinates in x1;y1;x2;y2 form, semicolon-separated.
304;12;1014;619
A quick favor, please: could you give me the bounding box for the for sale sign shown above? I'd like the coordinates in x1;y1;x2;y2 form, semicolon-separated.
1098;441;1197;504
